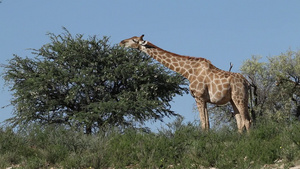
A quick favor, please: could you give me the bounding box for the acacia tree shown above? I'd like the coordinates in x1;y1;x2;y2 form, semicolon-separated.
241;50;300;122
269;50;300;120
3;29;188;133
240;56;275;120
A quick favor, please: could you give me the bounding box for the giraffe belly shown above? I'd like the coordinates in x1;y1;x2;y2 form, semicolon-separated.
208;90;231;105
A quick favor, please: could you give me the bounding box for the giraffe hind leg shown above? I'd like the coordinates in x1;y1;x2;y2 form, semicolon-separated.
231;100;243;133
231;99;251;132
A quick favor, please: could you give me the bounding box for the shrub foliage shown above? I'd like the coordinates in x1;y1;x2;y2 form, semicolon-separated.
2;29;188;133
0;119;300;168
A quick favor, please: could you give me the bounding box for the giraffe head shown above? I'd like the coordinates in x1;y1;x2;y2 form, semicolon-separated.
119;35;147;49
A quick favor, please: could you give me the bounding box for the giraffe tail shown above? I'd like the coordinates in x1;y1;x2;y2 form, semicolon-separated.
247;77;257;123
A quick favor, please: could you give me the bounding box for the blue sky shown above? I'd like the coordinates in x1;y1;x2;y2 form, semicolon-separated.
1;1;300;130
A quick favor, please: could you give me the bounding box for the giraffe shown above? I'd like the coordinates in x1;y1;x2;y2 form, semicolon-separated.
120;35;251;132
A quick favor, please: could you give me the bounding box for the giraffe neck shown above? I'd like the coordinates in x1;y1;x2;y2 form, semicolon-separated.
140;41;211;79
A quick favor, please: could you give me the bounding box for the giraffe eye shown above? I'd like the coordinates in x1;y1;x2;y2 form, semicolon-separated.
132;39;138;43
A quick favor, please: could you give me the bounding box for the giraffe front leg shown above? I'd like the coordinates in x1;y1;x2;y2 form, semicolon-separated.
195;98;210;131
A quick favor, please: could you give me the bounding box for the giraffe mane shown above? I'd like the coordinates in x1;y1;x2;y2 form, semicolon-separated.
144;41;223;71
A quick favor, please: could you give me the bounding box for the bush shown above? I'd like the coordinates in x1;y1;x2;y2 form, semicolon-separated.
0;119;300;168
2;30;188;134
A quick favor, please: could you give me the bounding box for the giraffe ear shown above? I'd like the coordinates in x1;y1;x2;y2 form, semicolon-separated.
140;40;147;46
139;34;144;41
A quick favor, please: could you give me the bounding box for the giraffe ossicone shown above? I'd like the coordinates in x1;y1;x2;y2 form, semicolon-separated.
120;35;251;132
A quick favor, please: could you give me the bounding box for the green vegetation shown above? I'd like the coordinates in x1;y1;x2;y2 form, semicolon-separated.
2;29;300;168
0;118;300;168
2;29;187;134
241;51;300;122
